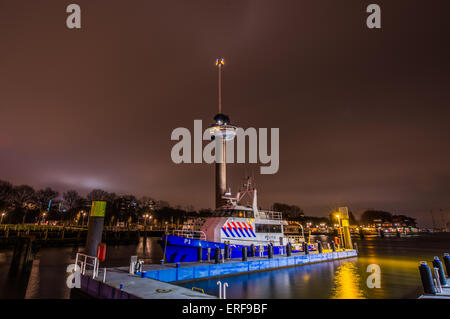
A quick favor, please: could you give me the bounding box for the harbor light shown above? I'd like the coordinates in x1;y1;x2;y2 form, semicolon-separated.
215;57;225;67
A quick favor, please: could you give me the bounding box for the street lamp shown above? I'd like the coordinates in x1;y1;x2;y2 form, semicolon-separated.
143;214;149;227
41;212;47;224
82;211;87;226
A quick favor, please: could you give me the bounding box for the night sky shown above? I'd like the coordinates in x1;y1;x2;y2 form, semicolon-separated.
1;1;450;226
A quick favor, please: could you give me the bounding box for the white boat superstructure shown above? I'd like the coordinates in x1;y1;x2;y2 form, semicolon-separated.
182;178;305;250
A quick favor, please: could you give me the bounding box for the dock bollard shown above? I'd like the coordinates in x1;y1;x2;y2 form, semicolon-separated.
242;247;248;261
197;247;202;262
268;245;273;259
303;242;309;255
214;248;220;264
443;253;450;277
432;257;447;286
224;244;229;259
250;244;255;257
419;261;436;294
331;241;336;252
207;248;211;261
286;243;291;257
317;241;323;254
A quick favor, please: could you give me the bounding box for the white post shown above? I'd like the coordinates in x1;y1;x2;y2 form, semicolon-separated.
223;282;228;299
217;281;222;299
103;268;107;283
93;258;97;279
130;256;137;274
433;268;442;293
83;259;87;275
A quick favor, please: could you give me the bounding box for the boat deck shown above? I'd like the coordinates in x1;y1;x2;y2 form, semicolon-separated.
136;249;357;282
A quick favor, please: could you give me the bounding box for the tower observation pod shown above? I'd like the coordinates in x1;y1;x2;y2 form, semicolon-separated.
209;58;237;208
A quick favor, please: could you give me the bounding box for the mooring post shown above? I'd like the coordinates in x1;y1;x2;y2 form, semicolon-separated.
224;244;229;259
443;253;450;277
242;247;247;261
331;241;336;252
419;261;436;294
214;247;220;264
86;201;107;257
268;245;273;259
197;246;203;262
250;244;255;257
303;242;309;255
286;243;291;256
317;241;323;254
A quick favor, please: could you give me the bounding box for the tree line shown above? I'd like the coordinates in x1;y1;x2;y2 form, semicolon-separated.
0;179;213;226
0;179;417;228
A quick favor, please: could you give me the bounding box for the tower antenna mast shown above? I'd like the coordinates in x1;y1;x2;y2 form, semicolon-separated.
216;58;224;113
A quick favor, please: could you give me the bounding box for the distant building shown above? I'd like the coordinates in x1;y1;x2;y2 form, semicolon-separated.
114;196;138;222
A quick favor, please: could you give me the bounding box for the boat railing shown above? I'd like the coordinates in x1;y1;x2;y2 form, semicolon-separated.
173;229;207;241
75;253;99;279
257;211;283;220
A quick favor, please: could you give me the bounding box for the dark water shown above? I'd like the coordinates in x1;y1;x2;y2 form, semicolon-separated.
0;233;449;299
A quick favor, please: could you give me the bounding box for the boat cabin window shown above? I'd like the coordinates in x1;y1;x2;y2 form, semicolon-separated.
213;210;254;218
255;224;282;233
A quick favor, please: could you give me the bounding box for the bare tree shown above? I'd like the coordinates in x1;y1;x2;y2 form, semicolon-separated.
138;196;155;212
0;180;14;212
63;190;84;211
35;188;59;212
13;185;36;223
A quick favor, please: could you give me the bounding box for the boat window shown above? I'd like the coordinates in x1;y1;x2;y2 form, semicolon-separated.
255;224;282;233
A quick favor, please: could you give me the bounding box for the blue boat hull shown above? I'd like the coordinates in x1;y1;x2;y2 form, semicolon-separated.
160;234;316;263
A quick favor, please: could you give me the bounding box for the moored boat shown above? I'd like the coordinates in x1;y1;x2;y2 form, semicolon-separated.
160;178;317;263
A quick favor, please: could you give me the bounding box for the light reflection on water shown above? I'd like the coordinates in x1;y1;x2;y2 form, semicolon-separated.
179;233;450;299
330;262;366;299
